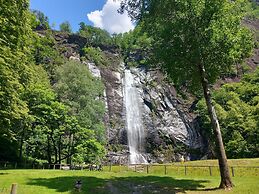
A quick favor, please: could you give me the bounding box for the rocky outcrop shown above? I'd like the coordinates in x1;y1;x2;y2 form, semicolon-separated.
100;63;126;145
35;28;258;163
135;68;203;148
98;62;205;163
40;30;206;163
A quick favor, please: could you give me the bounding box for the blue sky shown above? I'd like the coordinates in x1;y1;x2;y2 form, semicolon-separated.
30;0;134;34
30;0;106;32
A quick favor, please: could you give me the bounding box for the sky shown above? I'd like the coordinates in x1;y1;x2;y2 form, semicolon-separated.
30;0;134;34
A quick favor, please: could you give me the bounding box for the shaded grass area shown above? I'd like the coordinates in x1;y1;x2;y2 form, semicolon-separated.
0;170;209;194
26;174;209;194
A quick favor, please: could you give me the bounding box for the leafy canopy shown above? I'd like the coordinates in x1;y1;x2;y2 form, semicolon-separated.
121;0;253;91
197;67;259;158
60;21;72;33
54;60;106;144
78;22;112;46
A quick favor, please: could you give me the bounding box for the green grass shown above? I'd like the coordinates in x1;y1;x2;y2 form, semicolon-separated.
0;158;258;194
181;158;259;166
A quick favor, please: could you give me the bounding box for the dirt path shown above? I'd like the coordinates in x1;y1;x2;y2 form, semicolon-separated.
105;181;177;194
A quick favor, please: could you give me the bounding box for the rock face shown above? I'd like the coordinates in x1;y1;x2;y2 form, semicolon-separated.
43;30;206;163
99;62;205;164
100;63;126;145
135;68;203;147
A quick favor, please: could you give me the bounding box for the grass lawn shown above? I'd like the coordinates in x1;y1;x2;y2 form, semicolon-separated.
0;158;258;194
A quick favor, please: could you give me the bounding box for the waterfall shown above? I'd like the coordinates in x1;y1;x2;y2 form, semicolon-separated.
124;69;147;164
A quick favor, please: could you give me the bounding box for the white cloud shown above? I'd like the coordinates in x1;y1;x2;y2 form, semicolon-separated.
87;10;103;29
87;0;134;34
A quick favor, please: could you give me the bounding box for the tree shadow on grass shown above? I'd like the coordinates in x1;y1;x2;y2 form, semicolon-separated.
0;172;9;175
27;176;104;194
107;176;211;194
27;175;213;194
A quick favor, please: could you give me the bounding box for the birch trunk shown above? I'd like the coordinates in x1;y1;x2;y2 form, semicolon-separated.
198;63;233;189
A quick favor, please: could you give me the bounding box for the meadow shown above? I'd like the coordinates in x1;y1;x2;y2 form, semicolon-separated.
0;158;258;194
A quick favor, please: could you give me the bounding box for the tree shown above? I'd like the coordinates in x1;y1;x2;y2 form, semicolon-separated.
0;0;105;165
120;0;254;189
82;47;108;66
78;22;112;45
0;0;33;161
31;10;50;30
31;30;65;80
59;21;72;33
197;67;259;159
73;138;105;165
23;65;83;165
118;24;152;66
54;60;106;144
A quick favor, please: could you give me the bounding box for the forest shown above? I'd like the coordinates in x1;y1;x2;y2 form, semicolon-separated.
0;0;108;166
0;0;258;176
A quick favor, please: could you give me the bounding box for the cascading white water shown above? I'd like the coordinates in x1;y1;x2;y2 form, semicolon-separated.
124;69;147;164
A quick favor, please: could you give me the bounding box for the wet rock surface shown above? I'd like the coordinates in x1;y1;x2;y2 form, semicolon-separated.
39;30;208;163
99;63;205;164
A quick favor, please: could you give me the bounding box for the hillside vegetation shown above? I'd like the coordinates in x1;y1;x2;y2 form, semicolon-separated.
0;1;109;166
197;68;259;159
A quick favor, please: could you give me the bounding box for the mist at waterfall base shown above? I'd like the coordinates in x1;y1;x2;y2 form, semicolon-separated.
124;69;148;164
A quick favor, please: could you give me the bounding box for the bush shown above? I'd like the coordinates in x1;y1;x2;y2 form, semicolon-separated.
82;47;108;66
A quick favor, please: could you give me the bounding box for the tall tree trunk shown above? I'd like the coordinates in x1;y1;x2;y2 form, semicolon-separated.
51;136;58;164
18;120;26;163
47;135;52;164
19;129;25;162
67;133;73;165
198;63;233;189
58;135;62;164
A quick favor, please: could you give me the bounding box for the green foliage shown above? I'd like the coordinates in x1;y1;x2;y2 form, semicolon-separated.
21;65;103;164
153;145;175;163
197;68;259;158
23;65;66;162
245;1;259;19
82;47;108;66
138;0;253;92
73;139;105;164
116;25;152;66
78;22;112;46
59;21;72;33
0;0;33;161
54;60;106;144
31;10;50;30
0;1;106;165
0;0;31;50
31;31;65;79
